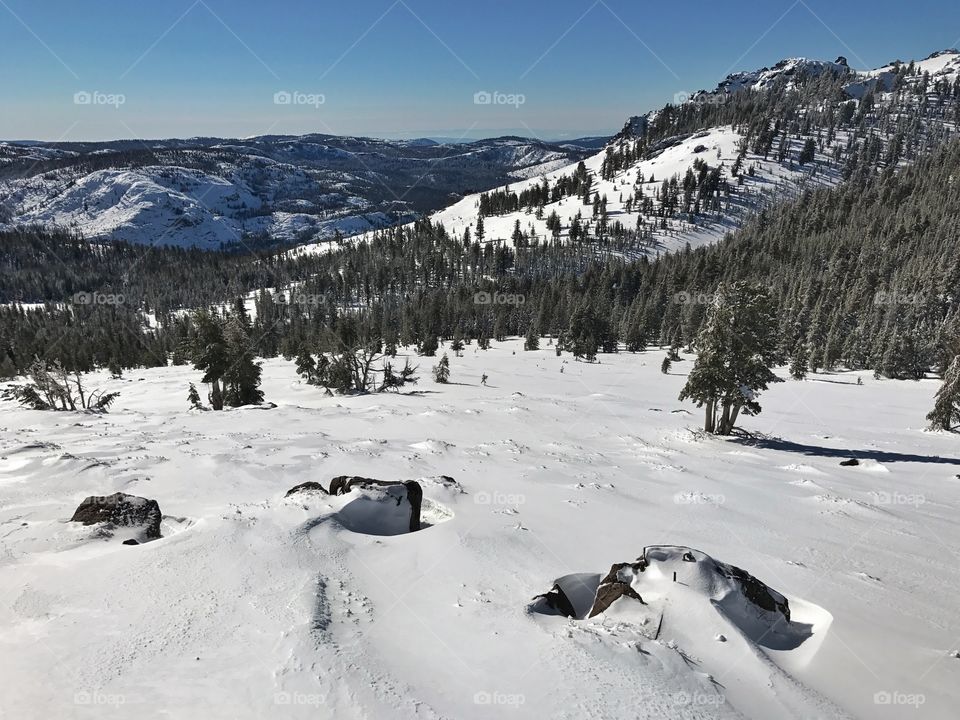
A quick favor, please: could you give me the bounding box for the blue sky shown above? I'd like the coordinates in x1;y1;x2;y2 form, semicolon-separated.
1;0;959;141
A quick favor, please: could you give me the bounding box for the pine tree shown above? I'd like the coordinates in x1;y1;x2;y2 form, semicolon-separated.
927;355;960;431
295;346;317;383
679;283;783;435
187;310;229;411
221;314;264;407
187;382;203;410
379;359;419;392
418;335;439;357
451;331;465;357
668;331;682;361
0;355;16;379
524;325;539;351
433;353;450;384
789;342;809;380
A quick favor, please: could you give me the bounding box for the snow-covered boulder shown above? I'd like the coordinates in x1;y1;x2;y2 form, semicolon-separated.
69;492;162;541
533;545;793;634
331;478;423;535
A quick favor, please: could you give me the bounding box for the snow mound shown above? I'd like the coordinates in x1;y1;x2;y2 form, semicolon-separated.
531;545;837;716
529;545;833;660
333;482;452;536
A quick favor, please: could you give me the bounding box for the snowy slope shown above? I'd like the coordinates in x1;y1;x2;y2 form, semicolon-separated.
0;137;589;250
716;56;852;94
295;123;838;257
298;50;957;257
425;125;838;254
1;340;958;719
0;161;391;251
861;49;960;86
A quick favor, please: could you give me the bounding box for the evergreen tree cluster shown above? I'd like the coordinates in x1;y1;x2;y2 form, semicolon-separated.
2;137;960;391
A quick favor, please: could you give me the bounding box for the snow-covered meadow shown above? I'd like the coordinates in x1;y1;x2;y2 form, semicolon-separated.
1;340;957;719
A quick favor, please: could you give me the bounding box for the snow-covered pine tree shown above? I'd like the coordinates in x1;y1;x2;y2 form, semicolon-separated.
187;382;203;410
418;335;439;357
789;342;809;380
295;346;317;384
451;331;465;357
679;282;782;435
187;310;229;410
927;355;960;431
433;353;450;384
222;313;264;407
524;325;539;351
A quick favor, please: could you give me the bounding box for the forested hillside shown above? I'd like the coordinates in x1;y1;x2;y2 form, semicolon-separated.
2;136;958;381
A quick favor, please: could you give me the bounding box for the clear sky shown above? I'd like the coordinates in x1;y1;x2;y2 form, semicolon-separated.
1;0;958;142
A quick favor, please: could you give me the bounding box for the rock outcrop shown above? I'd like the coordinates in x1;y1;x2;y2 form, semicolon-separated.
285;481;329;497
70;492;162;540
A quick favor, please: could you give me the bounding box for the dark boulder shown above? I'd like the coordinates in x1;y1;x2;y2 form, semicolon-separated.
714;560;790;621
285;481;329;497
329;475;380;496
532;583;577;618
588;562;646;617
589;582;644;617
70;492;162;540
840;458;860;467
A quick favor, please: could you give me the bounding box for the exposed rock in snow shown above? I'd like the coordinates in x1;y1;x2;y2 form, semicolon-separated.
588;561;647;617
534;546;790;626
70;492;162;541
328;477;424;534
715;57;852;95
284;481;329;497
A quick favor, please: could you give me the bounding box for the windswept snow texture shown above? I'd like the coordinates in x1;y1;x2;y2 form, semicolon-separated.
1;340;958;718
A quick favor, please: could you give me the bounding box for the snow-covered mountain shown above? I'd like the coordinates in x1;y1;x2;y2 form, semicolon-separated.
0;135;594;250
365;49;960;258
